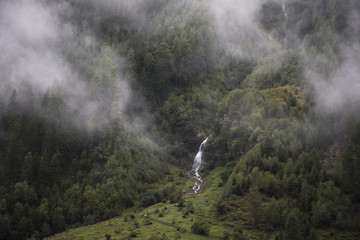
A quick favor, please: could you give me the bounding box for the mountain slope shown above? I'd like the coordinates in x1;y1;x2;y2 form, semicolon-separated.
1;0;360;239
47;165;359;240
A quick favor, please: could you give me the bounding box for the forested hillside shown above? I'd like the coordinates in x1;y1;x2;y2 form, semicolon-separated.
0;0;360;239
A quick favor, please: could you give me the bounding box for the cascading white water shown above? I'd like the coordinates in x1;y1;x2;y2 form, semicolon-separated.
282;2;288;19
191;137;208;193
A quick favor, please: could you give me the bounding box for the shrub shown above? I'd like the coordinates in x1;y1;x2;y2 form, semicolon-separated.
222;231;230;240
178;198;185;208
186;201;195;214
144;219;152;225
129;231;137;238
191;220;210;235
233;226;247;240
216;199;229;215
169;190;182;203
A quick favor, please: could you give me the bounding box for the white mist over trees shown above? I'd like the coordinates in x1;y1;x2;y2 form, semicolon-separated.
207;0;281;60
0;0;147;135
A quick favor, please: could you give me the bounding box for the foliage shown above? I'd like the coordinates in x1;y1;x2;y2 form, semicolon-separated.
191;219;211;236
0;0;360;239
285;210;303;240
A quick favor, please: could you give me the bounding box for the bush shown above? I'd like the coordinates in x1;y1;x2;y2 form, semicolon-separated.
144;219;152;225
233;226;247;240
178;198;185;208
191;220;210;235
222;231;230;240
186;201;195;214
141;193;157;207
169;190;182;204
129;231;137;238
216;199;229;215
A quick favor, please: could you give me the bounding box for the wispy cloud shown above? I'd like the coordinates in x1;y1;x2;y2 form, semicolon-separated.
206;0;281;60
0;0;131;130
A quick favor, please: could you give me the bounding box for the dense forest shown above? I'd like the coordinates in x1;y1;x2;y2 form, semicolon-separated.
0;0;360;239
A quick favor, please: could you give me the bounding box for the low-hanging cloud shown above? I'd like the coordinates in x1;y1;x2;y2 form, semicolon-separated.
0;0;163;152
308;43;360;113
0;0;74;107
300;1;360;113
0;0;131;130
207;0;360;115
206;0;281;61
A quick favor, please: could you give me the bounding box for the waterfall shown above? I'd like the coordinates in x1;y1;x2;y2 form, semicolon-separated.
191;137;208;193
282;2;288;19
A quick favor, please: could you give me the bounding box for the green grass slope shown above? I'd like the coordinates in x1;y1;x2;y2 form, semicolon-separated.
47;164;359;240
46;168;224;240
43;166;271;240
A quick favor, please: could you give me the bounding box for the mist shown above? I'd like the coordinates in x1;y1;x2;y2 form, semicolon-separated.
299;1;360;114
1;0;359;140
206;0;281;60
0;0;71;103
0;0;132;132
308;43;360;113
206;0;360;114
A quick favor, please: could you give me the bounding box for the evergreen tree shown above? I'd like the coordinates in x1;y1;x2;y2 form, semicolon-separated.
285;210;303;240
